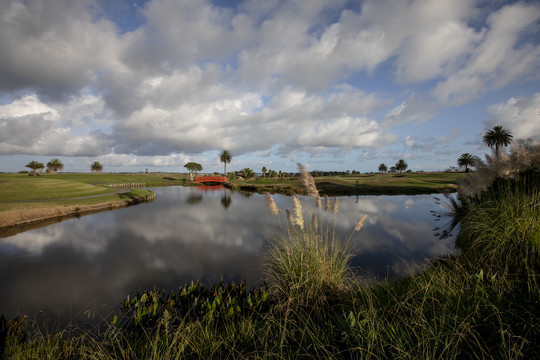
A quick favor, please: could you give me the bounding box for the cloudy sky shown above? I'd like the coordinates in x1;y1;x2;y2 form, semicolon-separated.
1;0;539;173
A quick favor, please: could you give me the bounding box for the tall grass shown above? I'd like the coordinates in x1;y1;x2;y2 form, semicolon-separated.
263;164;364;311
2;155;539;359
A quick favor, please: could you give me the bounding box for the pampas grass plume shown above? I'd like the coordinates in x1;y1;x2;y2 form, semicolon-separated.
332;197;339;214
292;193;304;230
265;192;279;215
324;195;331;212
355;214;368;231
297;162;319;198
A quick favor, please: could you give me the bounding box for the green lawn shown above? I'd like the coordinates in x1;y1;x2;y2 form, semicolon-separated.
0;172;187;202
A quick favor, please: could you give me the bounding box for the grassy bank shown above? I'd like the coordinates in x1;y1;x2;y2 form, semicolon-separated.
0;172;180;229
0;171;461;229
2;150;538;359
227;171;463;195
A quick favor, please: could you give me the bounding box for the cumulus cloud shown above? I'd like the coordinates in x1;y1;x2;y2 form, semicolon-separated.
0;0;121;100
0;0;539;170
485;93;540;141
432;2;540;105
0;94;110;156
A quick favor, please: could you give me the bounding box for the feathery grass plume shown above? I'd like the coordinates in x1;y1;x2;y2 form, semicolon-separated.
297;162;319;198
285;209;293;226
324;194;331;212
332;197;339;214
265;192;279;215
315;194;322;208
355;214;368;231
311;213;318;229
292;193;304;230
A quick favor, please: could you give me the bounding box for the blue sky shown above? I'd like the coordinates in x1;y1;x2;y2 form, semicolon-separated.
0;0;539;174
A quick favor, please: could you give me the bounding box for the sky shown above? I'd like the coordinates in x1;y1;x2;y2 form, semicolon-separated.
0;0;539;174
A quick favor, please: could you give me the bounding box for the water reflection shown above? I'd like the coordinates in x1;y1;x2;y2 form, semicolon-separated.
0;186;454;323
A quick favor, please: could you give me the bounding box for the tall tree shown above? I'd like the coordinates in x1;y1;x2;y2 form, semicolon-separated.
25;161;41;176
262;166;267;178
37;162;45;174
184;162;203;181
395;159;408;174
47;158;64;174
457;153;475;173
91;161;103;173
378;163;388;173
220;150;232;176
482;125;513;158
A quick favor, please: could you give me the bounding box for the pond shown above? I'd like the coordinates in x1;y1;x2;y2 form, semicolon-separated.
0;185;454;324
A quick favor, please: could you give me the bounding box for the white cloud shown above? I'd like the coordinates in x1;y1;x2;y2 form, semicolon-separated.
298;116;395;148
0;0;121;99
0;94;110;156
431;2;540;105
486;93;540;141
382;94;438;128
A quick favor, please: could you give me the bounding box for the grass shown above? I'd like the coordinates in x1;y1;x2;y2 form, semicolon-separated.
0;173;168;228
1;157;538;358
228;171;464;195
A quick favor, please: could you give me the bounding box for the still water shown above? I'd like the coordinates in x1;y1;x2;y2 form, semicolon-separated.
0;185;454;323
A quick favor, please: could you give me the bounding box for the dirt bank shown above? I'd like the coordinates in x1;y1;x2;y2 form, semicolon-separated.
0;196;151;233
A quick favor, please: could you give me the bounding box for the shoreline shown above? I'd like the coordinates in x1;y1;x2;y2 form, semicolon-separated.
224;181;457;196
0;180;457;231
0;195;153;234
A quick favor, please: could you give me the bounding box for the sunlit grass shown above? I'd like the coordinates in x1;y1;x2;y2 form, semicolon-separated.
2;156;539;359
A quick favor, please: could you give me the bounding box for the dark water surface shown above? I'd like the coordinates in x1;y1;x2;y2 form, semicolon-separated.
0;186;454;323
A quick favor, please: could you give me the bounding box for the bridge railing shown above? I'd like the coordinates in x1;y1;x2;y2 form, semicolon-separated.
195;176;227;183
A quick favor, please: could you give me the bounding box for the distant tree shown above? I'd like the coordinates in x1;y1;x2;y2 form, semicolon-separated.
47;159;64;174
184;162;203;181
91;161;103;173
238;168;255;180
37;162;45;174
220;150;232;176
457;153;476;173
395;159;408;174
378;163;388;173
389;166;397;174
25;161;41;176
262;166;267;178
482;125;513;158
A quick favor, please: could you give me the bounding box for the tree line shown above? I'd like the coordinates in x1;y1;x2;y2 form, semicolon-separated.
24;159;103;175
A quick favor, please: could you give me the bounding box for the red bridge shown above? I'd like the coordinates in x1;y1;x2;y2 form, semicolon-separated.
195;176;227;184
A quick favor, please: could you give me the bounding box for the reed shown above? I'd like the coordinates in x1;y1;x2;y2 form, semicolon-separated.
263;164;361;312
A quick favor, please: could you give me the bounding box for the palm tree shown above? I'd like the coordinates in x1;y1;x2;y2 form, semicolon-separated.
262;166;267;178
220;150;232;176
378;163;388;173
91;161;103;173
238;168;255;180
25;161;41;176
37;162;45;174
395;159;408;174
47;159;64;174
457;153;475;173
482;125;513;157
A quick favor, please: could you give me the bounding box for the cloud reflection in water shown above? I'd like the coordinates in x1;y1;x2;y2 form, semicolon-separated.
0;186;454;322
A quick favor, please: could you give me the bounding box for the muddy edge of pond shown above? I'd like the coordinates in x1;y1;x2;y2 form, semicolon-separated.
0;196;150;232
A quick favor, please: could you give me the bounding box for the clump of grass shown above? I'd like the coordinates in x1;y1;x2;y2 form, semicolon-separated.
264;164;365;311
444;141;540;277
